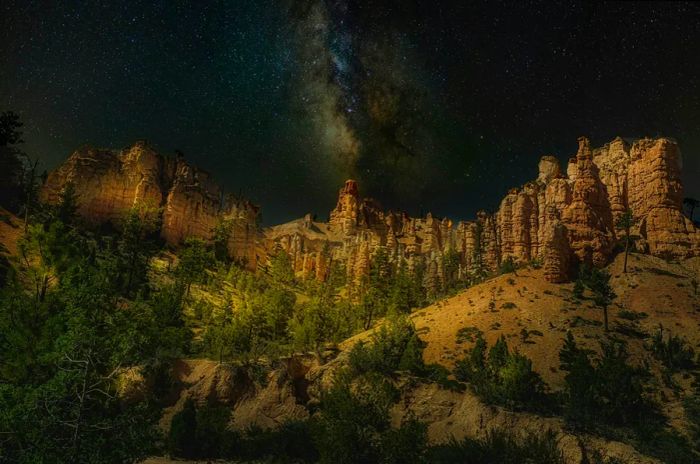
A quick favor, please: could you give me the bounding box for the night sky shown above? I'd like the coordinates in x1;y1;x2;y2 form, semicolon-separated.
2;1;700;224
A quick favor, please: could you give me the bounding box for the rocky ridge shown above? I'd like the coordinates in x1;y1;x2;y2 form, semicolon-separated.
42;136;700;282
268;136;700;283
41;141;261;268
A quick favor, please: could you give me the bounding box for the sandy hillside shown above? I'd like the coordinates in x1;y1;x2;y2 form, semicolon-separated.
344;252;700;390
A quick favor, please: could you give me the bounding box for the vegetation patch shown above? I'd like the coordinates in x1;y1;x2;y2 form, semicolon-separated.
618;310;649;321
456;326;483;344
646;267;686;278
454;335;551;412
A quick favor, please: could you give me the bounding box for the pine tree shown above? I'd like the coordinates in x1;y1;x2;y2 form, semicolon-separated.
615;209;635;273
588;269;616;332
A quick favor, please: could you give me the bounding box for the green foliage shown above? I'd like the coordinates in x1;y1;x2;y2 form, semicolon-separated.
113;206;160;297
559;332;655;428
618;309;648;321
499;256;517;274
348;316;426;377
176;237;213;294
289;282;356;351
240;420;318;462
454;335;548;411
312;371;428;464
269;249;295;285
0;110;27;212
212;218;233;262
378;418;428;464
168;399;240;460
442;247;461;289
0;227;162;462
168;398;198;458
683;382;700;448
649;325;695;371
426;428;565;464
56;181;79;225
576;265;616;330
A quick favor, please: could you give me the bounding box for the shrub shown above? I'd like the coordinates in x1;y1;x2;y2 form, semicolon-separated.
312;372;402;463
426;428;564;464
456;326;482;343
649;326;695;371
348;316;426;377
168;399;198;459
499;257;517;274
559;332;655;427
454;335;548;411
618;310;648;321
379;418;428;464
241;420;318;462
168;399;239;459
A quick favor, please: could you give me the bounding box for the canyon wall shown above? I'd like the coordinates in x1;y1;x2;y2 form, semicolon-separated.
41;141;261;269
268;137;700;283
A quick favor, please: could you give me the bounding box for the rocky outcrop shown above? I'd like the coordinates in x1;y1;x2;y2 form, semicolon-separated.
151;354;661;464
44;136;700;282
41;142;261;269
268;136;700;283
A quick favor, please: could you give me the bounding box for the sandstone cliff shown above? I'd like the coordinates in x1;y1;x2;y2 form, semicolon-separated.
268;136;700;283
43;136;700;282
41;142;261;268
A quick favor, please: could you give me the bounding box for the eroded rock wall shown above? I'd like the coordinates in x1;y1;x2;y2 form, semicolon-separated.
268;136;699;283
41;142;261;269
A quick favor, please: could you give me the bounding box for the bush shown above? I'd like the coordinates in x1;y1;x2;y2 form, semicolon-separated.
379;418;428;464
168;399;198;459
168;399;239;460
618;310;648;321
426;428;564;464
559;332;655;427
649;326;695;371
348;316;426;377
241;420;318;462
499;257;517;274
454;335;548;411
313;371;404;463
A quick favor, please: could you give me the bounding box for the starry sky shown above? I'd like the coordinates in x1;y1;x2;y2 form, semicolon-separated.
1;1;700;224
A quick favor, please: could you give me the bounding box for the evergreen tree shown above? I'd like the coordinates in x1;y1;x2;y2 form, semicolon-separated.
0;110;26;211
212;218;233;262
615;209;635;273
56;181;79;225
269;249;295;285
442;247;461;291
115;206;159;297
588;269;616;332
176;237;213;295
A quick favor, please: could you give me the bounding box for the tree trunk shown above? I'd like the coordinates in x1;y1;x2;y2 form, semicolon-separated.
71;358;90;461
623;234;630;273
603;306;609;332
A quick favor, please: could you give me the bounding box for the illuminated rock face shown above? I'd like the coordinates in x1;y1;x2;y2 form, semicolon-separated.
44;137;699;282
41;141;261;269
269;136;700;283
489;136;700;280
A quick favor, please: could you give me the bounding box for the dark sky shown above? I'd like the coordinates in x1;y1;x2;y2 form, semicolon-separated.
1;1;699;224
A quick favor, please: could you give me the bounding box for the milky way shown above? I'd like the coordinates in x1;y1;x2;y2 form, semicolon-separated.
1;1;700;223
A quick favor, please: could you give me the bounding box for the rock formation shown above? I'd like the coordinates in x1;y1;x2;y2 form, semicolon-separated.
267;136;700;283
41;141;261;269
43;136;700;282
